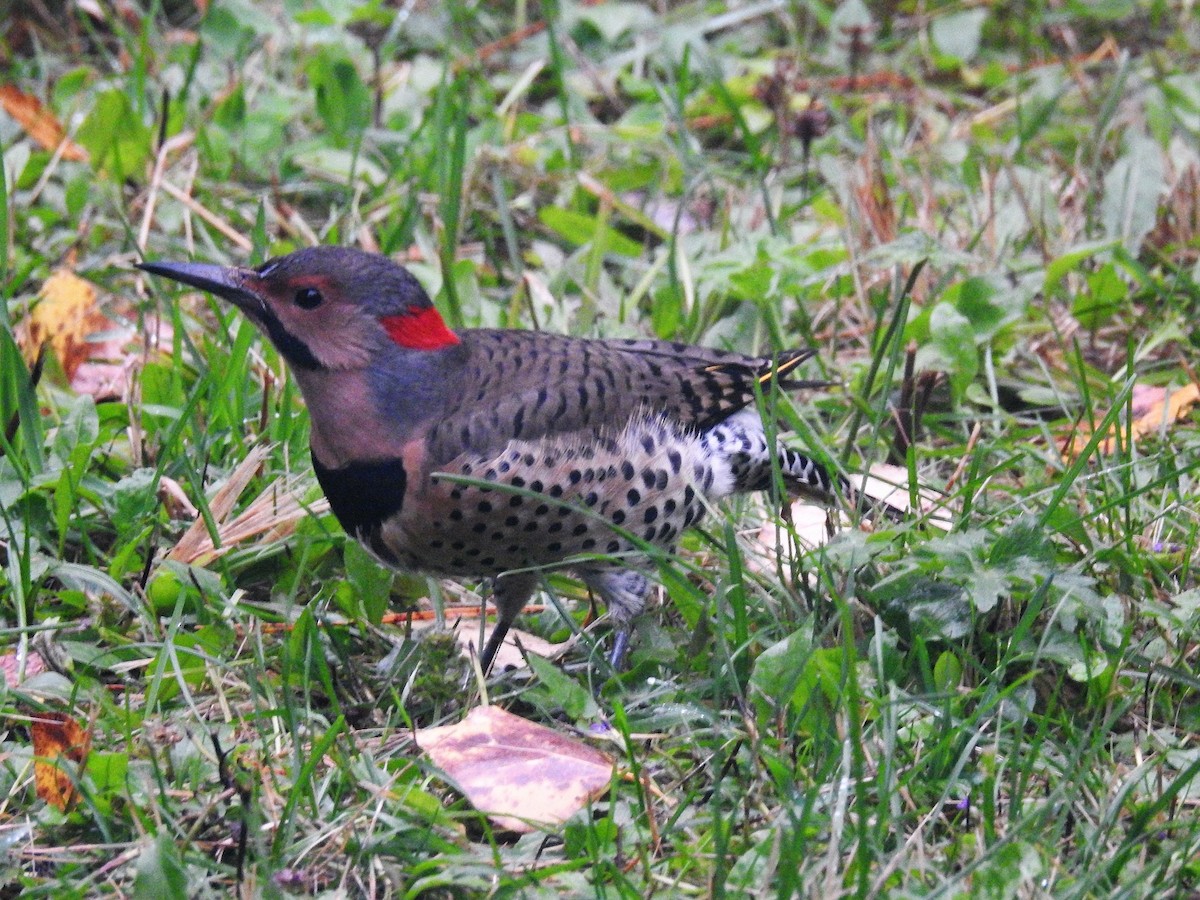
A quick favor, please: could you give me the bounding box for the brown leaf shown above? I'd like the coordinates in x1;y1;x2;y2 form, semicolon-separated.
0;84;88;161
417;706;613;832
31;710;92;811
22;280;167;401
1065;383;1200;458
19;268;107;380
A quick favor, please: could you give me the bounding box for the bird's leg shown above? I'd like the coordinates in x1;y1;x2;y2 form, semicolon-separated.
579;568;650;671
480;571;538;673
608;629;633;672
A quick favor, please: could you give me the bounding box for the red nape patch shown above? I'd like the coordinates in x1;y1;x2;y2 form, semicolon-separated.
380;308;461;350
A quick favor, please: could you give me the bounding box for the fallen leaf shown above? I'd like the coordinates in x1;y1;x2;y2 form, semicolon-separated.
453;622;565;671
69;361;130;401
0;650;46;689
522;270;558;313
847;463;953;528
751;464;951;572
756;501;841;554
31;710;92;811
404;605;565;670
417;705;613;832
19;269;166;400
68;314;174;400
1064;382;1200;458
18;268;108;380
0;84;88;161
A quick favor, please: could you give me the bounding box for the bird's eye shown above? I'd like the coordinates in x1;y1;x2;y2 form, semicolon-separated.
294;287;323;310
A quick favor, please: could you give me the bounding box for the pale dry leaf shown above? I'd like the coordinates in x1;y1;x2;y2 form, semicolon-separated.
69;362;129;400
417;705;614;832
67;313;173;400
753;463;951;567
407;614;567;671
456;623;565;671
67;323;134;399
522;270;557;312
0;84;88;161
1064;382;1200;459
755;502;842;556
850;463;952;529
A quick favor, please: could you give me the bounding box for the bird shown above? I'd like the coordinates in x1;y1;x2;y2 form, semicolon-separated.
138;246;848;673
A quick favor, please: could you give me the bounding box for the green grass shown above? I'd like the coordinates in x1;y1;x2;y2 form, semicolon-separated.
4;0;1200;895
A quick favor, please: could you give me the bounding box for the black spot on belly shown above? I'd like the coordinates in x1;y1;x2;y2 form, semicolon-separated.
312;453;406;539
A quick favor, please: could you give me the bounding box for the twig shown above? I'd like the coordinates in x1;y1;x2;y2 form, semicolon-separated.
138;131;196;253
159;179;253;252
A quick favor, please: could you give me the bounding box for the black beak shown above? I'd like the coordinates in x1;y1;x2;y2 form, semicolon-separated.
138;258;325;371
137;259;263;314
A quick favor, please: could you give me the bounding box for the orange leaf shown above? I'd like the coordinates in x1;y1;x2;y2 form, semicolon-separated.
31;710;92;810
19;268;108;380
0;84;88;162
1065;383;1200;458
417;706;613;832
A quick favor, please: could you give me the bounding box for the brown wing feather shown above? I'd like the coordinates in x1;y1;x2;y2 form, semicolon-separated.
424;331;821;465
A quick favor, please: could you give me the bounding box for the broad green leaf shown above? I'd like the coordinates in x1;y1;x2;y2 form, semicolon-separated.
76;90;152;181
572;3;656;42
133;832;188;900
990;517;1055;566
344;540;394;624
291;147;387;187
539;207;643;257
1044;240;1117;292
933;651;963;693
970;841;1044;897
751;630;844;736
306;49;372;146
917;302;977;397
950;276;1025;341
1073;261;1128;327
527;654;600;720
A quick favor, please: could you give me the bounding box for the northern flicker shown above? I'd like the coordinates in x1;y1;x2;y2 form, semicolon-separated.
139;246;847;672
